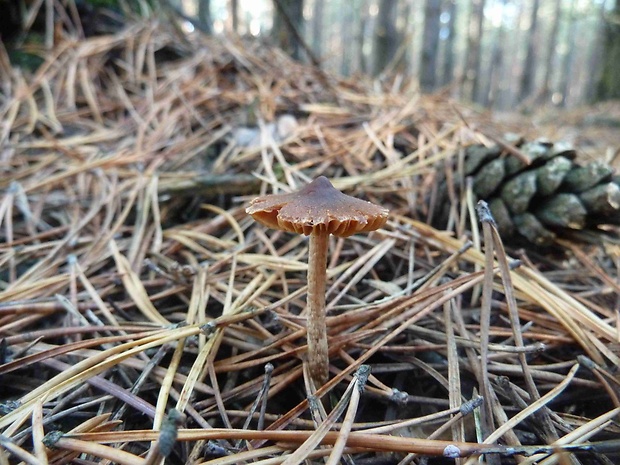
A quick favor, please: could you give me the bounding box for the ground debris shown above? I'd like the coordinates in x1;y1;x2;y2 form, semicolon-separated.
0;16;619;465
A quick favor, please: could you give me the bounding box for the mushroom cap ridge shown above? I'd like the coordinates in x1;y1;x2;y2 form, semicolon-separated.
246;176;389;237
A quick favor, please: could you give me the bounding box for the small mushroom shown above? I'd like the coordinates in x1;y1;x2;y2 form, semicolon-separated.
246;176;389;385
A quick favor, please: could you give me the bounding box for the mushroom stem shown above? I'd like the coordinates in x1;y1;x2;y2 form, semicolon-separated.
307;230;330;385
246;176;389;386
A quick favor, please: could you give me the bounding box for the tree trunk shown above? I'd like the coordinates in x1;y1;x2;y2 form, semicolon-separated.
441;0;457;87
229;0;238;34
357;0;372;74
420;0;441;92
359;0;371;75
584;0;607;103
197;0;212;34
557;0;577;106
393;1;412;76
372;0;399;77
502;0;525;109
273;0;305;60
595;0;620;100
518;0;540;103
537;0;562;104
341;1;356;76
485;1;507;108
311;0;324;58
405;0;420;78
462;0;486;103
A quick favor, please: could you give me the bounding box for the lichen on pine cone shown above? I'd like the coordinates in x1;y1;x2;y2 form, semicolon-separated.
443;139;619;245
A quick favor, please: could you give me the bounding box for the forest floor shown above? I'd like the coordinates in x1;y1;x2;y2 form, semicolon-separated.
0;18;619;465
493;102;620;167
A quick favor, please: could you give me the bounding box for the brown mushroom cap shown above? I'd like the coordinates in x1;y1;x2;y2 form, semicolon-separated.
246;176;389;237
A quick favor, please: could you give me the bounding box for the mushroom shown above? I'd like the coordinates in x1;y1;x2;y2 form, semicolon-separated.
246;176;389;385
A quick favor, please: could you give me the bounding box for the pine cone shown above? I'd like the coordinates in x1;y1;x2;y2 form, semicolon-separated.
439;139;619;245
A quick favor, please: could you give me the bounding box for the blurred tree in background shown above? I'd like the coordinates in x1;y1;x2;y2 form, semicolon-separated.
420;0;441;90
372;0;400;76
461;0;485;103
273;0;305;60
2;0;619;110
596;0;620;100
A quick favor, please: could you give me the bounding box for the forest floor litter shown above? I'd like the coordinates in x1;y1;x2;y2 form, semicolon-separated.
0;18;619;465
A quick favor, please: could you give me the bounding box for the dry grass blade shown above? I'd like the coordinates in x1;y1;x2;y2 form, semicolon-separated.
44;435;145;465
324;365;370;465
109;240;170;325
526;407;620;465
62;428;620;458
30;398;47;465
0;326;201;431
476;200;497;442
280;366;367;465
484;364;579;445
0;435;42;465
445;300;465;446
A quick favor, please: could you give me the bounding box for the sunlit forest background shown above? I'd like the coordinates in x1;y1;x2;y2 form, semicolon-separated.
166;0;620;111
2;0;619;112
